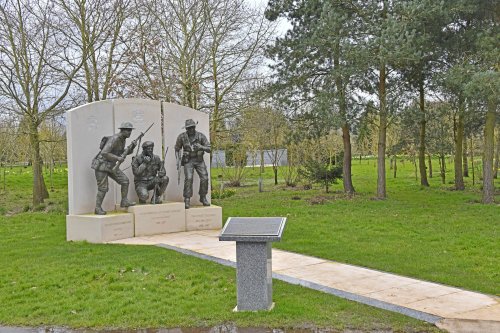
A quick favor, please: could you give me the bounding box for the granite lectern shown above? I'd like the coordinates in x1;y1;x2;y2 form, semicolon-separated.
219;217;287;311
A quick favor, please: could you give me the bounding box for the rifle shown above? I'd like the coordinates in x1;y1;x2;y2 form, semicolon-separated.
152;147;168;205
176;136;195;184
112;122;154;172
176;150;182;185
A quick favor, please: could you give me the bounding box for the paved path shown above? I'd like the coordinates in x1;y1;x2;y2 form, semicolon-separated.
109;230;500;333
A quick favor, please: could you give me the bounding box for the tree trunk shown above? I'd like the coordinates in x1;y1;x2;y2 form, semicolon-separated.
260;150;265;173
2;166;5;192
454;104;465;190
418;78;429;187
377;62;387;199
494;127;500;179
413;156;418;181
333;31;355;196
342;123;355;195
482;100;496;204
463;134;469;177
427;154;433;178
439;153;446;184
471;136;475;186
393;154;397;178
29;124;49;206
273;166;278;185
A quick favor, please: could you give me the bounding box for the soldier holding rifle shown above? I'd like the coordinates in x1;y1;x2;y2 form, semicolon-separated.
175;119;211;209
91;121;153;215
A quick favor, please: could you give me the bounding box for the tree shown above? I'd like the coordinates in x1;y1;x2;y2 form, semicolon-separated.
204;0;276;147
123;0;274;149
56;0;131;102
241;106;287;185
437;0;499;200
393;0;447;188
0;0;82;206
39;117;66;191
0;115;18;192
265;0;365;195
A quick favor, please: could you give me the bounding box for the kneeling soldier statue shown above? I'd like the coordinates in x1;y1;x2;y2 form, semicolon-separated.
91;122;137;215
175;119;211;209
132;141;169;204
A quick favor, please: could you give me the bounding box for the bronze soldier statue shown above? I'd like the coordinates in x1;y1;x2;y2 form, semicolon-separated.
132;141;169;204
175;119;211;209
91;122;137;215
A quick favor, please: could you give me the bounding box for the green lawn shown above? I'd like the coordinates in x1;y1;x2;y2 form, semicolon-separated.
0;158;497;330
213;159;499;295
0;213;438;331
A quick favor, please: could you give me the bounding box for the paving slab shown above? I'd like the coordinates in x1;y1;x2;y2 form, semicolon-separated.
110;230;499;332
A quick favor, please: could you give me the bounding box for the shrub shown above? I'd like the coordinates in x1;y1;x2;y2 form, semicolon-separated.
211;187;236;199
299;159;343;193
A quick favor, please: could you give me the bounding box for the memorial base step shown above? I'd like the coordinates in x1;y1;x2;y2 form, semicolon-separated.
128;202;185;236
186;205;223;231
66;212;134;243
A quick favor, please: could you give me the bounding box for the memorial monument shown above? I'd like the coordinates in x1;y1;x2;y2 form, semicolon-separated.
66;99;222;243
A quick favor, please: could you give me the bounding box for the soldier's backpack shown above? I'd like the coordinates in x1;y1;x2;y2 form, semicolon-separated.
99;136;111;150
91;136;111;170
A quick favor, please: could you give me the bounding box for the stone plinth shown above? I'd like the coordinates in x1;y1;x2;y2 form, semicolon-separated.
185;205;222;231
129;202;185;237
66;213;134;243
219;217;287;312
235;242;273;311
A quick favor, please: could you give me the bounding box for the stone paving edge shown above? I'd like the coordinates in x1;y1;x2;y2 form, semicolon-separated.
155;243;443;324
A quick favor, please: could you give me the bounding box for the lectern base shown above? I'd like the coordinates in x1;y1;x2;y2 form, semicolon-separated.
233;303;275;312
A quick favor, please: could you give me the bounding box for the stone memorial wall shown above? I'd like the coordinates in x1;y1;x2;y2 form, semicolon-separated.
67;100;116;215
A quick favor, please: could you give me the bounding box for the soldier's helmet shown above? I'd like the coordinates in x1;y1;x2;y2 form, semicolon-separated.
183;119;197;129
142;141;154;148
118;122;135;130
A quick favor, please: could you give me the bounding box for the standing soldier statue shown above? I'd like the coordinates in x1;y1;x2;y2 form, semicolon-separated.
91;122;138;215
175;119;211;209
132;141;169;204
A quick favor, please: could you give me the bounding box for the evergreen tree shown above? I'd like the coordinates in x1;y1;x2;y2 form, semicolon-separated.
265;0;366;195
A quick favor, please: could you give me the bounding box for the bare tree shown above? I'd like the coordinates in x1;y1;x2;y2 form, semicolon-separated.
56;0;131;102
0;0;82;206
124;0;275;147
203;0;275;146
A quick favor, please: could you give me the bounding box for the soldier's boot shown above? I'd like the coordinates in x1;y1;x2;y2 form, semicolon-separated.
151;196;162;204
121;198;136;207
95;191;107;215
199;179;209;206
200;196;210;206
120;184;135;207
184;198;190;209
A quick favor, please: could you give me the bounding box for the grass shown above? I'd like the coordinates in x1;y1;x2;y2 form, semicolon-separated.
0;212;439;331
0;158;497;330
212;158;500;295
